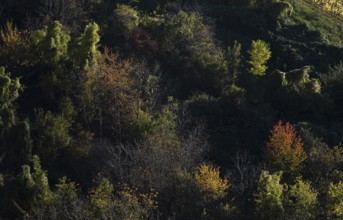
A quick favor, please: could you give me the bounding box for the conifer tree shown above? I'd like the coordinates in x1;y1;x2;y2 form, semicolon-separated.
227;41;242;85
34;21;70;64
19;155;53;205
71;22;100;70
0;67;21;136
255;171;284;220
248;40;271;76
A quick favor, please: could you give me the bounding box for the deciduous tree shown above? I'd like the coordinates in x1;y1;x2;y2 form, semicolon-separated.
284;177;318;219
327;181;343;219
265;121;306;174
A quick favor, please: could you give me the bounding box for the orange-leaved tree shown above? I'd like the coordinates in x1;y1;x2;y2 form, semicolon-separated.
266;121;306;174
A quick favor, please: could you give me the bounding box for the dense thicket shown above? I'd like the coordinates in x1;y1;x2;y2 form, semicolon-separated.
0;0;343;219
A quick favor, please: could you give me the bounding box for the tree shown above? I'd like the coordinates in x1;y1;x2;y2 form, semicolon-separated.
34;21;70;64
77;49;139;141
0;66;33;189
306;145;343;192
265;121;307;174
327;182;343;219
70;22;100;70
87;100;209;219
163;11;227;94
114;4;140;37
51;177;81;218
88;178;114;218
0;21;32;71
254;171;284;220
227;41;242;85
0;67;22;136
284;177;318;219
87;178;158;219
112;185;158;220
32;109;71;164
195;163;229;202
19;160;86;219
33;21;72;100
194;163;234;219
248;40;271;76
18;155;53;207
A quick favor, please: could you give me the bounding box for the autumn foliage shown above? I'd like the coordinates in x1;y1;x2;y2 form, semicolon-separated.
266;121;307;173
1;0;343;219
195;163;229;201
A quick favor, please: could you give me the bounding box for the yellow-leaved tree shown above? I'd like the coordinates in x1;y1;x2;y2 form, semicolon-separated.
194;163;234;218
248;40;271;76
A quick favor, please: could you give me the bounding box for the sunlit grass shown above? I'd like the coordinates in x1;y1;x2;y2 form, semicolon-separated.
292;0;343;47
